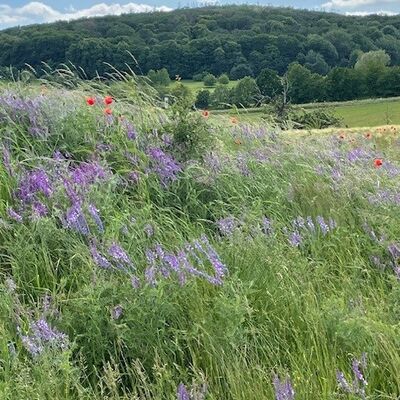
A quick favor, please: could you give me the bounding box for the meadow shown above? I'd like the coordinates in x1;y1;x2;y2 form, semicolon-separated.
0;75;400;400
211;97;400;128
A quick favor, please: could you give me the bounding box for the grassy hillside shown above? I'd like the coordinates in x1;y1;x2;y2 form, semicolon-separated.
0;78;400;399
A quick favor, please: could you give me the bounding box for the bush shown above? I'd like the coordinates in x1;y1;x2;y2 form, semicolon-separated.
218;74;230;85
230;64;253;80
233;77;260;107
195;89;211;109
193;72;207;81
203;73;217;87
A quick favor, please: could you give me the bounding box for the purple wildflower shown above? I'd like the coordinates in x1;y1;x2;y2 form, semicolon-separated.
217;216;237;237
7;207;23;222
19;318;68;357
273;374;295;400
130;275;140;289
71;162;106;187
147;147;181;186
32;201;48;218
177;383;190;400
17;169;52;203
288;231;302;247
90;242;112;269
108;242;133;269
111;305;123;320
88;203;104;233
65;204;89;235
316;216;329;235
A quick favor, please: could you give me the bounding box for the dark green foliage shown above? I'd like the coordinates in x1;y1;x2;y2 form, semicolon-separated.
195;89;211;108
2;5;400;80
256;68;282;99
203;73;217;87
218;74;230;84
233;76;260;107
147;68;170;86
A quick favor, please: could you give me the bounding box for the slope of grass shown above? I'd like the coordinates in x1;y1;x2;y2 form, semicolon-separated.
0;79;400;399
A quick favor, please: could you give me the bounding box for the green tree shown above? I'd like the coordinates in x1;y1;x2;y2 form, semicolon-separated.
211;84;233;108
195;90;211;108
287;63;326;104
203;73;217;87
256;68;282;99
234;76;260;107
230;64;253;80
218;74;230;84
147;68;170;86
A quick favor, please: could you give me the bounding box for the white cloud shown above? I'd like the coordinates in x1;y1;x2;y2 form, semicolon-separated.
0;1;172;29
322;0;397;9
345;10;398;15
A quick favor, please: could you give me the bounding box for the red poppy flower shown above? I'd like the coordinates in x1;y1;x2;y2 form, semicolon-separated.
86;97;96;106
365;132;372;139
104;108;113;115
374;158;383;168
202;110;209;118
104;96;113;105
339;133;345;140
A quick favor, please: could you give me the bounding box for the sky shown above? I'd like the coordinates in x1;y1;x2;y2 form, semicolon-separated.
0;0;399;30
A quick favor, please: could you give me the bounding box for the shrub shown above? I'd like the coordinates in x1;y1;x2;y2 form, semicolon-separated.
195;89;211;109
203;73;217;87
218;74;230;85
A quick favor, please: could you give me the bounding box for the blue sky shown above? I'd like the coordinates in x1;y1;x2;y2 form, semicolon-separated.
1;0;399;30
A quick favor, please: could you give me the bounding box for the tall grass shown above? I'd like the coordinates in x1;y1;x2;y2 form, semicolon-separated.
0;73;399;400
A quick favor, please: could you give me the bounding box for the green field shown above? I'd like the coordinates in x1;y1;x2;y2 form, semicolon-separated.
171;79;237;93
212;97;400;128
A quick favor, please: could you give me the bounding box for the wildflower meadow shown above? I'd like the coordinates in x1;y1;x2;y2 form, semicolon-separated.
0;74;399;400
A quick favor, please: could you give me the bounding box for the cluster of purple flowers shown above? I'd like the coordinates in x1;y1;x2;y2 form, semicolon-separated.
286;216;337;247
0;93;49;137
147;147;181;186
177;383;207;400
90;240;135;274
18;318;68;357
273;374;295;400
145;235;227;287
336;353;368;399
216;215;237;237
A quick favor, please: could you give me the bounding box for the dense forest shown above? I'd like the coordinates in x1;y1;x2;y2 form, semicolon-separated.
2;5;400;79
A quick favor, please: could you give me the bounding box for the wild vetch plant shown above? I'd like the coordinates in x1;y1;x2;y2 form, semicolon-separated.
1;80;400;399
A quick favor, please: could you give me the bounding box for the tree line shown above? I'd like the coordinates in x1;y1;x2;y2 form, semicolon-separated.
145;50;400;108
2;5;400;80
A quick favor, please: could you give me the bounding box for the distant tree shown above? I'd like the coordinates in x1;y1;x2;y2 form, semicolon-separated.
355;50;391;97
195;89;211;108
234;76;260;107
230;64;253;80
218;73;230;84
304;50;330;75
193;72;206;81
211;84;232;108
203;73;217;87
287;63;325;103
325;67;361;101
256;68;282;99
170;83;193;109
377;66;400;97
147;68;170;86
355;50;391;72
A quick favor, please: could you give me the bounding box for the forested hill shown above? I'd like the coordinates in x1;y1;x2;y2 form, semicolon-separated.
2;5;400;78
